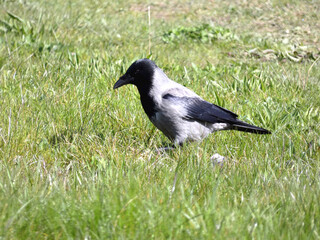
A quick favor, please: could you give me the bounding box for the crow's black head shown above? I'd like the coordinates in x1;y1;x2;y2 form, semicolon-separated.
113;58;156;90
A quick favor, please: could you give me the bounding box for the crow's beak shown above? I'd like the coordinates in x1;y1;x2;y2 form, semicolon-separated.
113;74;134;89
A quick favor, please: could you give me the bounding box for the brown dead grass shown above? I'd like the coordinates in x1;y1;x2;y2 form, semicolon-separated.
129;0;320;48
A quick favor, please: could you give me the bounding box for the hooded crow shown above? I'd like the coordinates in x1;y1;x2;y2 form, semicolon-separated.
114;58;271;145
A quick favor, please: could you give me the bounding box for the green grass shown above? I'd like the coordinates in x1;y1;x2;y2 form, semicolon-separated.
1;0;320;239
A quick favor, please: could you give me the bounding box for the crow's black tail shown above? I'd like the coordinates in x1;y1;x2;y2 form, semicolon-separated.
231;120;271;134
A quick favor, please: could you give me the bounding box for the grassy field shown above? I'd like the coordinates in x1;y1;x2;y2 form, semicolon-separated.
1;0;320;239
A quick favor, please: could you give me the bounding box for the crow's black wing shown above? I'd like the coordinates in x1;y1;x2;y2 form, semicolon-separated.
163;93;238;124
162;93;271;134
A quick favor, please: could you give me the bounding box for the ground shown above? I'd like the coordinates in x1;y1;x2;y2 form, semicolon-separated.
0;0;320;239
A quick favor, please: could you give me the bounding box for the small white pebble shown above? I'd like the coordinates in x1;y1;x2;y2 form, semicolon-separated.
210;153;225;167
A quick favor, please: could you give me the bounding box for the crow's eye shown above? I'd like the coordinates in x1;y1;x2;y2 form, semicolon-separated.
134;69;140;76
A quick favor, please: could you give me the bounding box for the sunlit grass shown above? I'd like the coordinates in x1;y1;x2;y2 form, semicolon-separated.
1;0;320;239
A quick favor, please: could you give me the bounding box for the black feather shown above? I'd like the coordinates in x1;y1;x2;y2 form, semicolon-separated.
163;94;271;134
163;94;237;123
